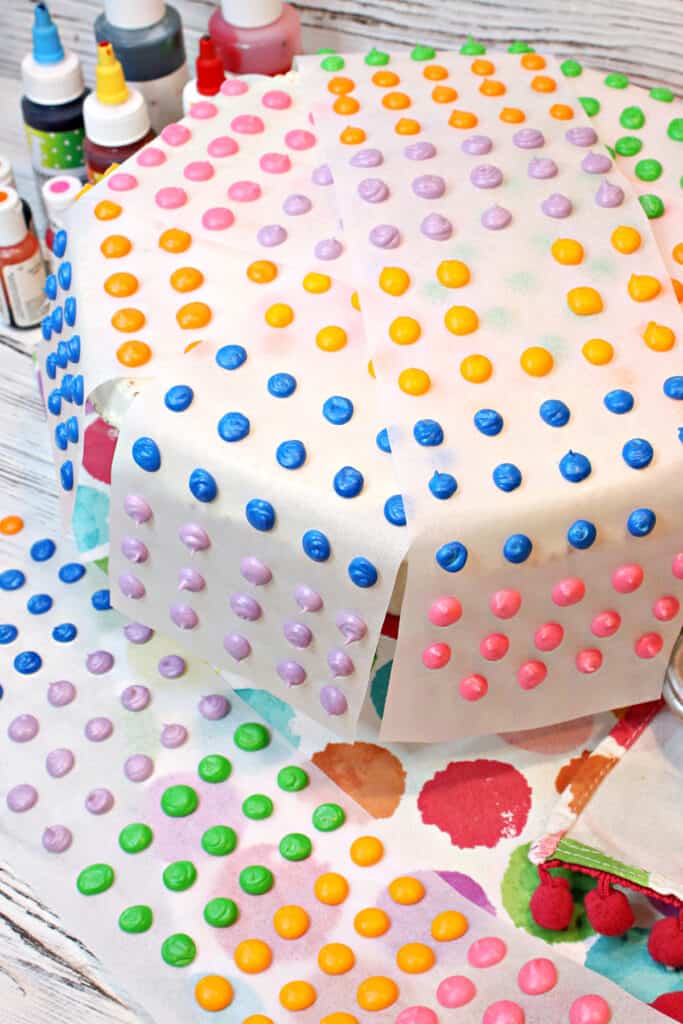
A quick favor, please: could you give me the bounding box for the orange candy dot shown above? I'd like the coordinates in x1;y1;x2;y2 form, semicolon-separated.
334;95;361;115
176;301;211;329
315;872;349;905
340;126;366;145
611;225;641;254
316;325;347;352
195;976;233;1012
350;835;384;867
372;70;400;88
158;228;191;253
184;339;203;354
357;977;398;1012
247;260;277;284
389;316;421;345
265;303;294;328
520;346;553;376
522;53;546;70
449;110;478;129
582;338;614;365
672;278;683;302
367;359;375;379
432;85;458;103
423;64;448;81
303;271;331;293
243;1017;274;1024
104;272;138;297
673;242;683;265
444;305;478;335
395;117;421;135
437;259;470;288
280;981;316;1011
382;91;411;110
318;943;356;975
321;1015;359;1024
551;238;584;265
388;876;425;905
480;79;506;97
328;76;355;95
111;307;145;333
94;199;122;220
532;75;557;92
471;58;495;76
0;515;23;535
170;266;204;292
100;234;131;258
550;103;574;120
273;905;310;940
628;274;661;301
116;340;152;367
567;286;603;315
500;107;525;123
379;266;410;296
351;290;361;311
460;354;493;382
431;910;469;941
398;367;430;395
396;942;435;974
354;907;390;938
643;322;675;351
234;939;272;974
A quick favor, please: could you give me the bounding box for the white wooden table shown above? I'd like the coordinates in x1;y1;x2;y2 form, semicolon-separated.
0;4;681;1015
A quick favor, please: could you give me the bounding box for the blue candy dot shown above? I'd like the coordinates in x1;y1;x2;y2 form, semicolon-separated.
413;419;444;446
64;296;77;326
58;261;72;291
72;375;84;405
473;408;503;436
59;562;85;584
302;529;331;561
627;508;656;537
91;589;112;610
376;428;391;453
51;305;63;333
492;463;522;492
622;438;653;469
45;352;57;378
14;651;42;674
60;460;74;491
55;424;68;450
52;622;77;642
218;412;250;442
0;569;25;591
323;396;354;425
503;533;533;563
348;556;378;588
567;519;597;549
216;344;247;370
604;388;634;414
663;376;683;400
276;439;306;469
539;399;570;427
27;593;53;615
61;375;73;403
66;416;79;443
559;450;591;482
30;539;56;562
267;372;297;397
53;229;67;258
435;541;468;573
334;466;364;498
56;342;69;368
132;437;161;472
164;385;194;412
47;389;62;416
189;468;218;502
45;273;58;300
429;471;457;499
245;498;275;531
0;624;18;644
67;335;81;362
384;494;406;526
42;317;53;342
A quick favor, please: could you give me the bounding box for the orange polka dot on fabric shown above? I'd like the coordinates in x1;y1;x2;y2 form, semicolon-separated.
176;301;211;329
100;234;131;258
104;272;138;298
159;228;192;253
111;307;145;333
117;340;152;367
170;267;205;292
500;107;525;123
94;199;122;220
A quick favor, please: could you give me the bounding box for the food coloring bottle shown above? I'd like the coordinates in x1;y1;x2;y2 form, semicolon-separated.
83;42;154;183
182;36;225;113
21;3;88;183
209;0;301;76
0;188;48;329
42;175;82;254
95;0;188;133
0;156;35;234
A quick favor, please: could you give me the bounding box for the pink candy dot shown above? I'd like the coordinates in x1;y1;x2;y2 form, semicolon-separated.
517;957;558;995
612;564;643;593
422;642;451;669
480;633;509;661
459;674;488;701
653;595;680;621
591;610;621;637
437;975;476;1008
395;1008;438;1024
490;589;521;619
569;994;612;1024
107;172;137;191
483;1000;525;1024
552;577;586;606
184;160;214;181
534;622;564;651
428;596;462;626
635;632;663;659
263;89;292;109
285;128;316;150
155;186;187;209
221;78;249;95
190;100;217;119
517;660;547;690
259;152;292;174
231;114;265;134
207;136;239;158
673;553;683;579
467;936;507;968
136;147;166;167
202;207;234;230
161;123;191;146
576;648;602;673
228;180;262;202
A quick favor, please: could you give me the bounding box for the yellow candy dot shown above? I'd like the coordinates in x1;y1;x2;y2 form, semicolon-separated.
628;274;661;301
644;321;675;351
303;271;331;293
328;76;355;95
520;346;553;377
471;58;495;76
333;95;360;115
431;910;469;941
423;65;449;81
379;266;411;296
318;943;356;975
436;259;470;288
551;238;584;265
243;1017;274;1024
0;515;24;535
350;836;384;867
582;338;614;365
395;117;421;135
388;876;425;905
367;359;375;378
94;199;122;220
356;977;399;1012
449;110;478;129
234;939;272;974
315;872;349;905
444;305;479;335
549;103;574;120
432;85;458;103
389;316;421;345
372;70;400;88
396;942;435;974
354;907;391;938
195;975;233;1012
184;339;203;354
116;340;152;367
340;126;366;145
176;301;211;329
321;1015;359;1024
500;107;525;123
611;225;641;255
480;79;506;97
247;260;277;284
279;981;316;1011
111;307;145;333
398;368;430;395
273;905;310;940
673;242;683;265
316;325;347;352
351;290;361;311
158;228;191;253
100;234;131;258
460;354;493;383
104;271;138;298
567;286;603;316
265;303;294;328
170;266;204;292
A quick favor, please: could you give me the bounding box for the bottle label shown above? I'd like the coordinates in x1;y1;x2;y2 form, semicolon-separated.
129;63;188;134
0;250;48;328
24;124;87;179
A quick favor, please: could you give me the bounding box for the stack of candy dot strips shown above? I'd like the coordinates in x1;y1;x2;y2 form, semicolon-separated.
37;44;683;742
0;523;666;1022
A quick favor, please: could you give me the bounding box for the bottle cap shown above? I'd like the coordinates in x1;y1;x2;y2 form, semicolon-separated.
220;0;284;29
32;3;65;64
95;42;129;105
103;0;166;30
84;49;151;148
196;36;224;95
0;157;16;190
42;175;82;216
22;7;85;107
0;189;29;247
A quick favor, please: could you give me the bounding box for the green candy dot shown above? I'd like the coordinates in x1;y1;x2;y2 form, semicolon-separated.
605;72;629;89
279;832;312;861
239;865;274;895
560;59;582;78
242;793;274;820
198;754;232;783
620;105;645;130
161;784;198;817
615;135;643;157
77;863;114;896
119;823;153;854
459;37;486;56
650;86;674;102
635;158;663;182
411;44;436;61
508;41;535;53
321;55;345;72
119;905;153;934
365;48;389;66
234;722;270;752
204;896;238;928
668;118;683;142
202;825;237;856
639;193;665;219
161;932;196;967
579;96;600;117
312;802;346;832
277;765;309;792
163;860;197;892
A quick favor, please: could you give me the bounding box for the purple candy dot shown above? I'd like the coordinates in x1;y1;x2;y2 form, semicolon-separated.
119;573;145;599
283;621;313;648
421;213;453;240
528;157;558;179
350;148;384;168
513;128;545;149
461;135;492;156
542;193;573;218
283;193;312;216
47;680;76;706
581;151;613;174
86;788;114;815
358;178;389;203
369;224;401;249
404;141;437;160
121;684;151;711
335;611;368;644
178;567;205;592
481;205;512;230
199;694;230;720
7;784;38;812
124;494;152;523
315;238;342;260
86;650;114;674
277;660;307;686
170;603;199;629
566;126;598;147
179;523;210;551
596;180;624;208
46;748;74;778
240;556;272;586
42;825;72;852
8;714;39;742
224;633;252;661
85;717;113;742
257;224;288;247
412;174;446;198
161;723;188;748
124;622;154;644
124;754;154;782
327;648;355;677
158;655;187;678
320;685;348;716
121;536;149;563
230;593;262;621
294;585;323;612
311;163;333;186
470;164;503;189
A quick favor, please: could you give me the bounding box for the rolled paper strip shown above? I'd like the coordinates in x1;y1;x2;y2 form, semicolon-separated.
161;724;188;748
86;650;114;674
198;694;230;720
124;754;154;781
158;655;186;678
421;213;453;239
576;648;603;673
369;224;401;248
121;685;151;711
121;536;149;563
7;784;38;812
350;148;383;167
320;685;348;715
119;573;146;599
124;494;152;523
481;204;512;229
124;622;153;644
461;134;492;155
513;128;545;148
277;660;307;686
358;178;389;202
581;151;612;173
179;523;211;551
46;748;75;777
42;825;72;852
312;163;333;185
47;680;76;706
517;660;547;690
224;633;252;661
327;648;355;677
8;714;39;742
283;622;313;648
294;584;324;611
470;164;503;188
566;125;598;146
315;238;343;260
230;594;262;621
542;193;572;217
404;141;437;159
528;157;558;178
85;788;114;814
85;717;113;741
178;567;205;592
596;180;624;208
335;611;368;643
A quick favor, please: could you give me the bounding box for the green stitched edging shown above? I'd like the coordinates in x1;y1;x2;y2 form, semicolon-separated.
555;837;650;888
